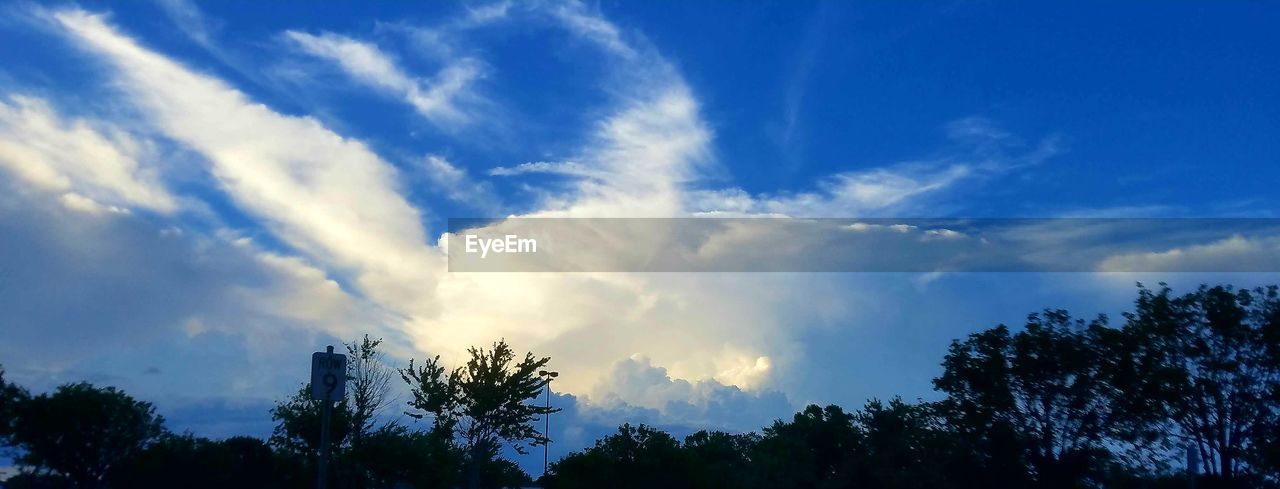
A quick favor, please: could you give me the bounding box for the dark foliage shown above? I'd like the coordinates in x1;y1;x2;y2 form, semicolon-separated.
270;383;355;458
2;284;1279;488
351;423;462;489
107;434;285;488
0;365;29;445
9;382;164;488
401;339;557;489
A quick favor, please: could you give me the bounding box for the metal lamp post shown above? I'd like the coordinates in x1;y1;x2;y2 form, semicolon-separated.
538;370;559;479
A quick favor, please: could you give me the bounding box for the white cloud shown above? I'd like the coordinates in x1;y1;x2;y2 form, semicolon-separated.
686;163;968;217
461;1;513;27
155;0;218;50
58;192;129;214
422;154;501;212
489;160;598;178
528;86;713;217
1098;235;1280;272
589;355;791;430
285;30;485;127
0;180;376;397
56;10;440;323
24;4;1067;434
549;1;638;60
687;119;1060;217
0;94;176;213
393;1;513;60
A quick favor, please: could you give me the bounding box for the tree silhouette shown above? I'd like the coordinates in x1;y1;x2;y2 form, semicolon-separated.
345;335;399;488
400;339;557;489
346;335;396;448
1113;284;1280;480
683;430;759;489
753;404;861;488
106;434;284;489
3;285;1279;488
347;423;459;489
850;398;968;489
269;384;354;459
935;310;1114;488
10;382;165;488
545;423;691;489
0;364;29;447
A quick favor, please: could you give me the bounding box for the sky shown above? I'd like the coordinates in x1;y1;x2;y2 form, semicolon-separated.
1;0;1279;475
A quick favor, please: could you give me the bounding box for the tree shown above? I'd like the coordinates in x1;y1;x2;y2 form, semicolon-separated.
400;339;559;489
0;364;29;446
1113;284;1280;480
107;434;285;489
683;430;759;489
851;398;968;489
347;335;396;447
10;382;165;487
270;383;354;459
934;310;1113;488
345;335;399;488
752;404;861;489
545;424;691;489
355;424;462;489
477;458;535;489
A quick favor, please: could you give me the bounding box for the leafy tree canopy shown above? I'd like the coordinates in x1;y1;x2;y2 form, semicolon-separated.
11;382;165;487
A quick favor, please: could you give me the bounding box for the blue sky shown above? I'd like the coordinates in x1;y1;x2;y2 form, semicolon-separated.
1;0;1279;475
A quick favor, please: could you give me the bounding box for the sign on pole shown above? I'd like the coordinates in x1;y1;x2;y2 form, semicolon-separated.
311;348;347;401
311;345;345;489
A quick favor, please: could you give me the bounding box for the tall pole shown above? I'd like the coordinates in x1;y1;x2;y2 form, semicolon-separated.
318;345;333;489
543;381;550;477
538;370;557;481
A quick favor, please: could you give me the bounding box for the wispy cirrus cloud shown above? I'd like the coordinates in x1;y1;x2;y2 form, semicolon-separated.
154;0;219;52
285;30;486;128
778;1;833;150
548;1;638;60
55;10;440;327
489;160;597;178
422;154;502;212
688;118;1061;217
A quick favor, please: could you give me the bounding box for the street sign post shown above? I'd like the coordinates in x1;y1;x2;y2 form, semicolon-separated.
310;346;346;489
311;347;347;401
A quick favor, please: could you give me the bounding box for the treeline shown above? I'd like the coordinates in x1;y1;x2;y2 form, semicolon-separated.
543;284;1280;489
0;338;548;489
0;283;1278;488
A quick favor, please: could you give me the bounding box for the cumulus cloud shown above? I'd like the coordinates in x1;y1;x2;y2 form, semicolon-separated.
590;355;791;431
